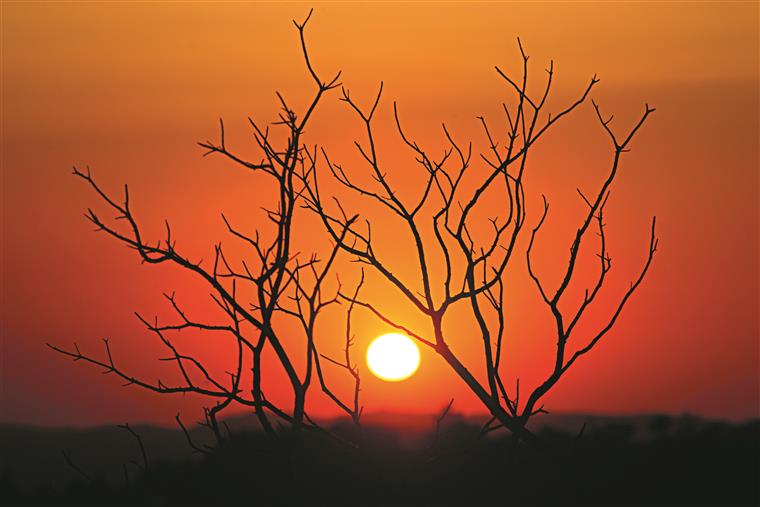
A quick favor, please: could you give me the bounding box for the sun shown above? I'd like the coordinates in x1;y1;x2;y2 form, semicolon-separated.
366;333;421;382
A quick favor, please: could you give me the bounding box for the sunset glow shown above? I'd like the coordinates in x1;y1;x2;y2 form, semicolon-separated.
0;2;757;427
1;3;757;504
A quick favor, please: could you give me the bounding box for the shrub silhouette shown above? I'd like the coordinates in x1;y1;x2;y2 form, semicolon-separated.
48;9;657;451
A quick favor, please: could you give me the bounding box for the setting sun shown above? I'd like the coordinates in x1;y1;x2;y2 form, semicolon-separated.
366;333;421;382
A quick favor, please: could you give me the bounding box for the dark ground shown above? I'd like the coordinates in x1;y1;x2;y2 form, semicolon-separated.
2;413;758;506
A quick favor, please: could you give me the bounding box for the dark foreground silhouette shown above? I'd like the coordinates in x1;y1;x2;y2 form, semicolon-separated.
2;413;758;506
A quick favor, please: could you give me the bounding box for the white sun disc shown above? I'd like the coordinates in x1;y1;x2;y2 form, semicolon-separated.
366;333;421;382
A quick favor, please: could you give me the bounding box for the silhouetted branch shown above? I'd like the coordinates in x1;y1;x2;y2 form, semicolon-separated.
176;413;212;456
117;423;149;472
431;398;455;447
62;450;92;483
316;270;365;425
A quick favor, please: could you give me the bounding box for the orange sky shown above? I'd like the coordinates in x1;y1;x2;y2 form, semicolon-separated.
1;2;758;426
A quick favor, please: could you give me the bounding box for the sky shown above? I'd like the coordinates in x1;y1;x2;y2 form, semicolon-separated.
1;1;758;427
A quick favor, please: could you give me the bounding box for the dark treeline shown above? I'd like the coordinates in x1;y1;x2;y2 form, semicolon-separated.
2;415;758;506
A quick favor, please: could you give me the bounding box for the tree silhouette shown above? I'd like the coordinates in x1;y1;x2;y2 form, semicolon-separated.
49;11;658;449
48;11;362;445
303;41;657;445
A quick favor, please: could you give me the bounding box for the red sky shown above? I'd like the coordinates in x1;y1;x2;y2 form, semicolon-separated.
1;2;758;427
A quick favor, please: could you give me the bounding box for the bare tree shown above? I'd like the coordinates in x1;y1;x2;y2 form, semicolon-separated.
48;10;363;444
50;11;656;451
303;39;657;446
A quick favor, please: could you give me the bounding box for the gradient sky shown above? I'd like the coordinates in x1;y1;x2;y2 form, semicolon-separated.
1;1;758;427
